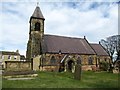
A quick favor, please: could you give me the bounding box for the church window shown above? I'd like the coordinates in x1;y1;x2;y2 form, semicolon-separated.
104;58;107;61
88;56;93;65
35;22;40;31
50;56;56;64
77;56;81;64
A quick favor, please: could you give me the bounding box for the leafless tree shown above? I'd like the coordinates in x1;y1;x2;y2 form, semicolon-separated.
100;35;120;62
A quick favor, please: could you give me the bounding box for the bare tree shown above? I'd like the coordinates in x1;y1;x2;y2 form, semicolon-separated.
116;35;120;60
100;35;120;62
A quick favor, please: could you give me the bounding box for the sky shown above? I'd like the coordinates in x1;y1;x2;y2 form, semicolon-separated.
0;0;119;56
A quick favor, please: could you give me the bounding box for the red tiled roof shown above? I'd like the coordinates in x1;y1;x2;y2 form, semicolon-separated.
43;35;96;55
90;44;109;56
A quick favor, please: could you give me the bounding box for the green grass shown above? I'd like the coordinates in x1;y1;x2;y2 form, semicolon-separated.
2;71;119;88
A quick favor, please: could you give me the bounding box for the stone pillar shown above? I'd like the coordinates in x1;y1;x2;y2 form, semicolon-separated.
74;64;81;80
64;61;67;72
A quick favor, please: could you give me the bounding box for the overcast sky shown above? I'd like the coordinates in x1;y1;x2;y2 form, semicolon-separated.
0;0;119;56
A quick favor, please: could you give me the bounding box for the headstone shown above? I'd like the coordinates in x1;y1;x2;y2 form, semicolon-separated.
74;64;81;80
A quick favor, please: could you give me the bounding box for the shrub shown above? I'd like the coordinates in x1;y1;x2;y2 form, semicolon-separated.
99;61;109;71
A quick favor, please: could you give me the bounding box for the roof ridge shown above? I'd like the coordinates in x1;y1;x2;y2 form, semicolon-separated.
90;43;99;45
44;34;84;39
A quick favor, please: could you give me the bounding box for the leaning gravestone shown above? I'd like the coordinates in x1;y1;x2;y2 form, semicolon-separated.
74;64;81;80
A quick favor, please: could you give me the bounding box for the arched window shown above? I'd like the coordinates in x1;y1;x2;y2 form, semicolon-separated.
35;22;40;31
104;58;107;61
77;56;81;64
88;56;93;65
50;56;56;64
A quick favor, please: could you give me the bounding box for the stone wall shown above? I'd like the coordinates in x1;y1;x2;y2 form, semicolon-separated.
44;54;97;65
42;65;59;72
40;54;98;72
31;54;111;72
5;61;32;71
98;56;111;63
82;65;96;71
2;55;20;69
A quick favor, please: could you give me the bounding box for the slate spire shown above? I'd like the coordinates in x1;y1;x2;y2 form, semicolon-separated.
31;5;45;20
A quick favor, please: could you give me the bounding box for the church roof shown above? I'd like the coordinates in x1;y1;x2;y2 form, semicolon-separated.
43;35;96;55
90;44;109;56
31;6;44;19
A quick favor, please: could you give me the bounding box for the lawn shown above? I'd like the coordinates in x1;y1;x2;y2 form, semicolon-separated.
2;71;119;88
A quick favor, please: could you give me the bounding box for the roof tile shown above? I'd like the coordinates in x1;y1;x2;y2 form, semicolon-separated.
90;44;109;56
43;35;96;55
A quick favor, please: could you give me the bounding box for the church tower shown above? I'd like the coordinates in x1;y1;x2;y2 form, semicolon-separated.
26;5;45;60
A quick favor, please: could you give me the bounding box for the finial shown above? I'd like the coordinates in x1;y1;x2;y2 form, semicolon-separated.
37;1;39;6
84;36;86;39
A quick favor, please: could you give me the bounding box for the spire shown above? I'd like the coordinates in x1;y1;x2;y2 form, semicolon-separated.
31;4;45;20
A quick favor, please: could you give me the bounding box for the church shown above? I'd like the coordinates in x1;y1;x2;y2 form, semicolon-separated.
26;5;111;72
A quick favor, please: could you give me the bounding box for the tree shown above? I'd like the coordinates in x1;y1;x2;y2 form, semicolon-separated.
100;35;120;62
116;35;120;60
100;39;115;62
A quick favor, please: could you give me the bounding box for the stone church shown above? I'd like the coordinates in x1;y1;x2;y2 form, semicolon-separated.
26;5;111;72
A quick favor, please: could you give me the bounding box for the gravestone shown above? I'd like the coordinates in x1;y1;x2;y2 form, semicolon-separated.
74;64;81;80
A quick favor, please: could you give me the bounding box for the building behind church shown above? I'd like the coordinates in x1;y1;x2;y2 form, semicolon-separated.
0;49;26;69
26;5;111;72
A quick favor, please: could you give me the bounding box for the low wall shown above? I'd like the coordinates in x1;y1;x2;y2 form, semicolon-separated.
42;65;59;72
82;65;97;71
5;61;33;71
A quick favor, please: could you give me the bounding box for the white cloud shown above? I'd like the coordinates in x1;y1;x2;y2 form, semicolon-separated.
44;2;118;42
0;1;118;56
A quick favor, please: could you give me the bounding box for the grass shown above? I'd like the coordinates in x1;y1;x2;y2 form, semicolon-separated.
2;71;119;88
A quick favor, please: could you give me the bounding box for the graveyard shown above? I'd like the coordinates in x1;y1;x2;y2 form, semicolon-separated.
2;71;119;88
1;1;119;89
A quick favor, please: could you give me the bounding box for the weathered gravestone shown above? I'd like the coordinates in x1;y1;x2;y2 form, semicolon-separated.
74;64;81;80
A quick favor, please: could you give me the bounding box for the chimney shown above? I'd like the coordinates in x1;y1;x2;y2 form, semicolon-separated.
16;50;19;53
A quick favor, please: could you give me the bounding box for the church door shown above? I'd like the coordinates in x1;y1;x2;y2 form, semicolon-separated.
67;60;75;72
59;62;65;72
